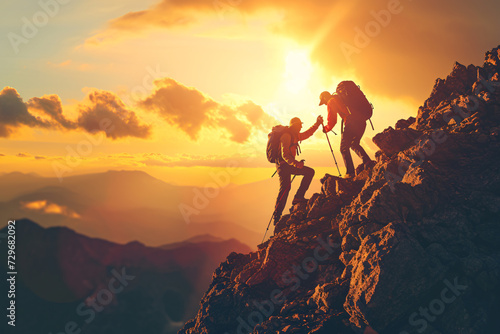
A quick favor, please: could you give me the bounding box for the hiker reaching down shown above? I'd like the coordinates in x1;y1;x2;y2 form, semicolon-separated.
319;81;375;178
272;116;323;224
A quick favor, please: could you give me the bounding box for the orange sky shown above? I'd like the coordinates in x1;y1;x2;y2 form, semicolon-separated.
1;0;499;185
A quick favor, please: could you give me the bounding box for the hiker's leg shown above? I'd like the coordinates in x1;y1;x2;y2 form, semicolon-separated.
275;162;291;218
350;121;371;163
340;125;355;175
292;165;315;200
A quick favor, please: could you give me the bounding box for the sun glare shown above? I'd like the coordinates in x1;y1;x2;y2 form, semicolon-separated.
283;50;313;94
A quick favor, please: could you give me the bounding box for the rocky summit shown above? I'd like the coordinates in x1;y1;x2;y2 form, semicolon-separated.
179;46;500;334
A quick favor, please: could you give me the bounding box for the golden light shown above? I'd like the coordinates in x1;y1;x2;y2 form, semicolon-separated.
22;200;48;210
283;50;313;94
21;200;81;219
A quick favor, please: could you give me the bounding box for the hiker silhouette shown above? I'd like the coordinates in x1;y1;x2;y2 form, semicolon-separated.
319;82;375;178
269;116;323;225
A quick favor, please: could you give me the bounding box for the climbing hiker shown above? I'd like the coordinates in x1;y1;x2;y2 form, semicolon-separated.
267;116;323;225
319;81;375;178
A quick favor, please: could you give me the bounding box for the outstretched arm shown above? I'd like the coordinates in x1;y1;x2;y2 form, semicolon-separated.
299;116;323;141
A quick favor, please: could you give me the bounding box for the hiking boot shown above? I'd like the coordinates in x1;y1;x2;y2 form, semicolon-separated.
292;197;308;205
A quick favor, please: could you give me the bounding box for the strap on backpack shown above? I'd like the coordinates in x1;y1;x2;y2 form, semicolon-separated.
290;142;301;156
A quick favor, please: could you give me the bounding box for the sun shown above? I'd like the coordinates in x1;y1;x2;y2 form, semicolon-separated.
283;50;313;94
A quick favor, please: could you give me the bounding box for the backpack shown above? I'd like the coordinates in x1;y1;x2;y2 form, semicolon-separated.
266;125;293;163
336;81;374;124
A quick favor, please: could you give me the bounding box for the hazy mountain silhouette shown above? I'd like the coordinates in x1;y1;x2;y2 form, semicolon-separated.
0;170;266;247
160;234;226;250
0;219;251;334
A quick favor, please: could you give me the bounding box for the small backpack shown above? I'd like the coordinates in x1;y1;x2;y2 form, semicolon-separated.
266;125;293;163
336;81;374;127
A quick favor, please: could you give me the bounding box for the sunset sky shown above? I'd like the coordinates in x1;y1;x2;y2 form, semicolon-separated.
1;0;499;186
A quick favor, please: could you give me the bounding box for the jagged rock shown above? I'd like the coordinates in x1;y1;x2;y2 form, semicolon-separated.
395;116;416;130
245;237;309;287
372;126;422;157
307;193;343;220
309;281;349;313
180;45;500;334
344;222;447;330
424;62;478;110
374;150;388;164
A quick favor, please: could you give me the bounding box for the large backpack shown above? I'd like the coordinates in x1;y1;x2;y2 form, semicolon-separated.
336;81;373;123
266;125;293;163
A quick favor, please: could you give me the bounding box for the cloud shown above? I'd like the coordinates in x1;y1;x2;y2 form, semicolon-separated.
90;0;500;100
15;153;49;160
47;60;97;71
47;60;72;68
0;87;52;137
77;90;152;139
1;83;268;143
84;0;201;45
21;200;81;219
139;78;275;142
0;87;151;139
28;95;77;130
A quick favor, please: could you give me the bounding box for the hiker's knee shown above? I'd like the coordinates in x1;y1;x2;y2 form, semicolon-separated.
304;166;315;178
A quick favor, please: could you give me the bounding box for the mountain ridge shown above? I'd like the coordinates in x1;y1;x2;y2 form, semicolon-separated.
0;170;265;247
0;218;252;334
179;45;500;334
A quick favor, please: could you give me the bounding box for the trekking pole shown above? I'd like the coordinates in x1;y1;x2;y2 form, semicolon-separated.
322;123;342;176
329;129;337;136
261;173;298;244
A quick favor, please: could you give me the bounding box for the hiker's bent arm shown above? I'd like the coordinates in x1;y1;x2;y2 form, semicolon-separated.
325;102;337;133
281;133;300;167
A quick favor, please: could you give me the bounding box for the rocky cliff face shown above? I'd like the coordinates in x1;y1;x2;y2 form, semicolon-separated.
179;46;500;334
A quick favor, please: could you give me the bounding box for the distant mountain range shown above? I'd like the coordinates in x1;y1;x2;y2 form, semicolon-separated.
159;234;225;250
0;219;251;334
0;170;305;247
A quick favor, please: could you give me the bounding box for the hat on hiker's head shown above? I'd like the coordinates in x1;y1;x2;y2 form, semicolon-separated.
319;91;332;106
289;117;303;127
